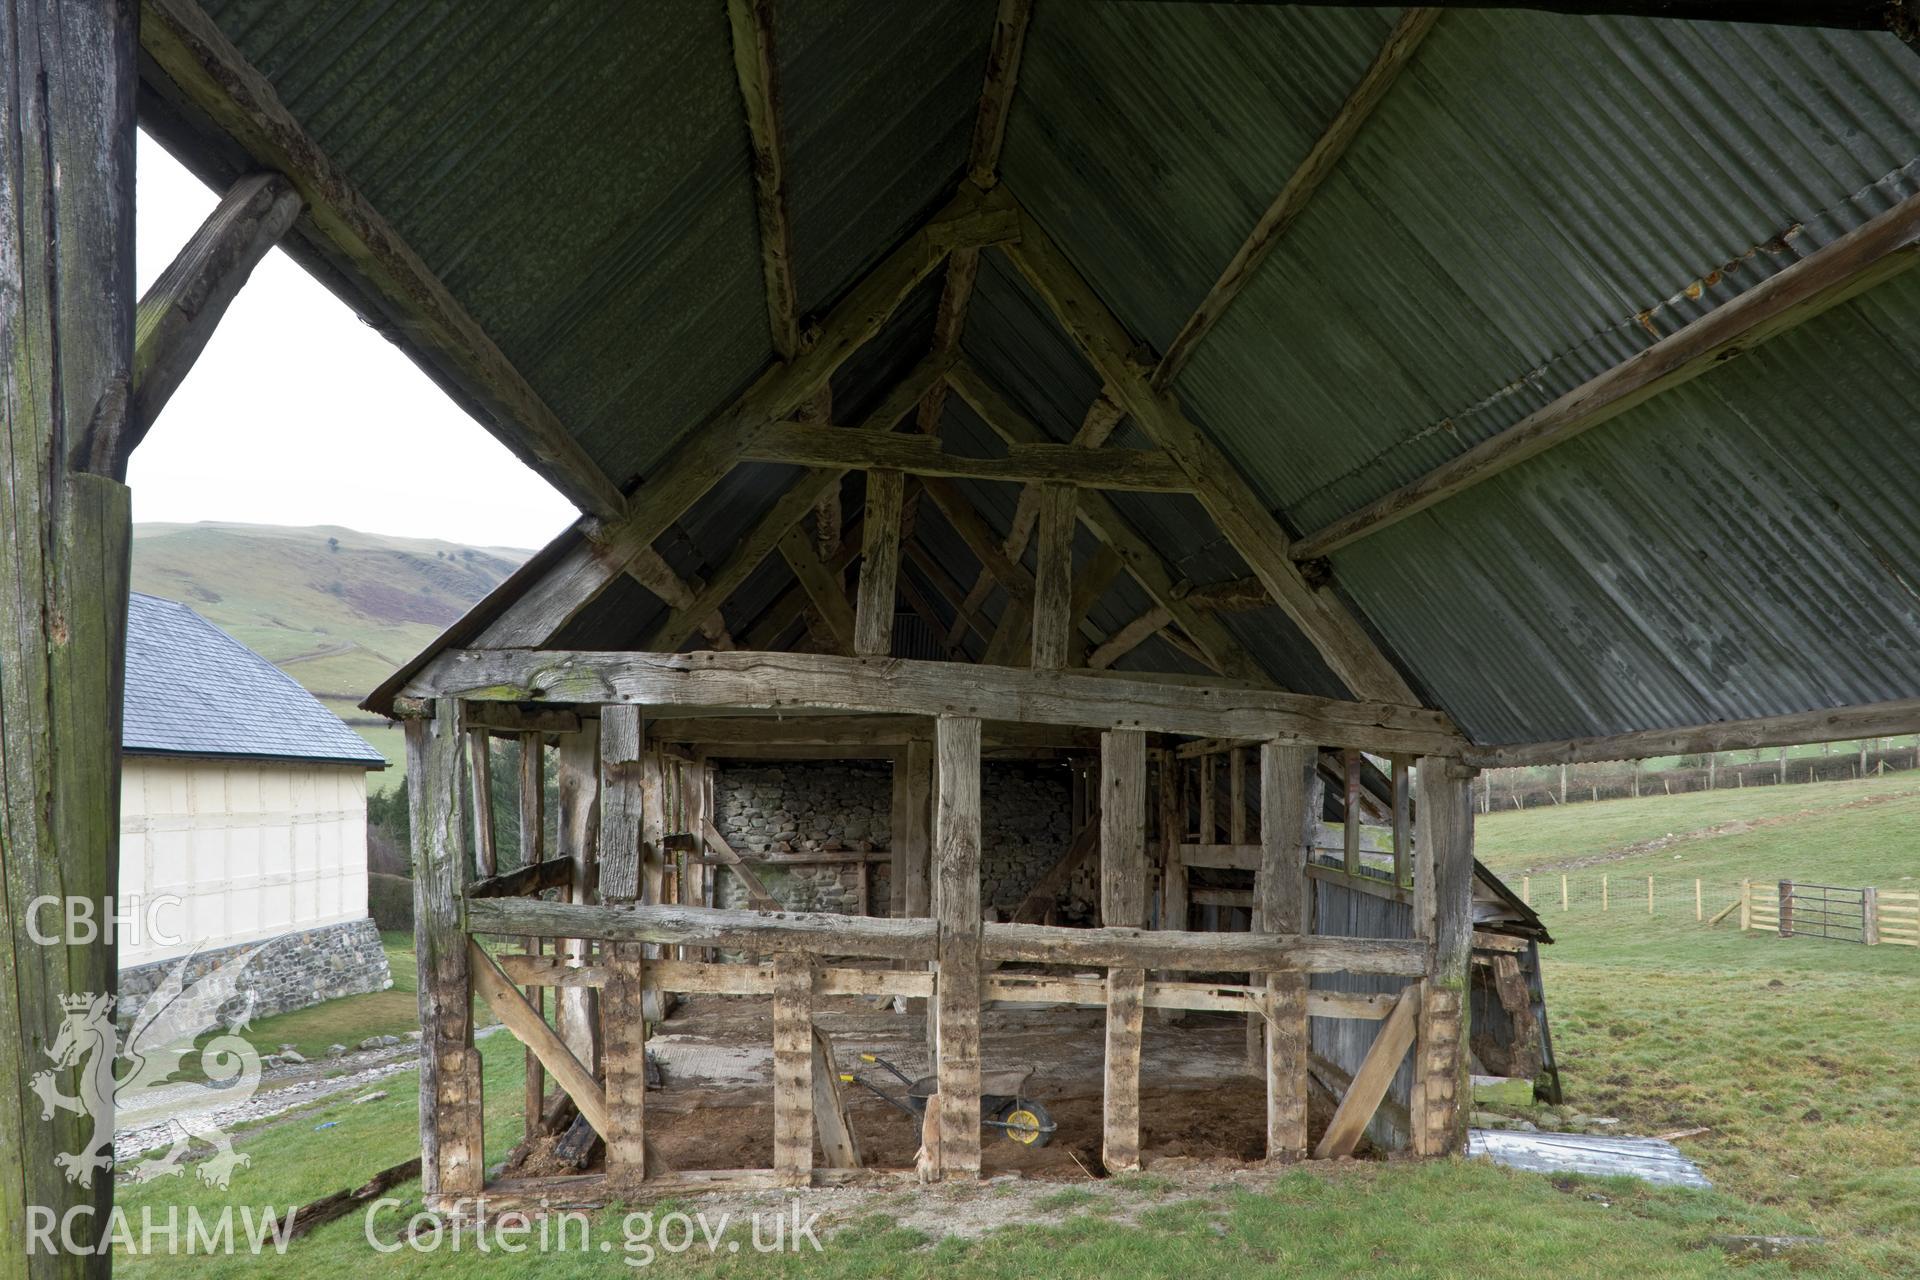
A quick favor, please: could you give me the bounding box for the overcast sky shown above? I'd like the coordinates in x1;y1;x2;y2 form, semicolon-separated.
129;133;578;552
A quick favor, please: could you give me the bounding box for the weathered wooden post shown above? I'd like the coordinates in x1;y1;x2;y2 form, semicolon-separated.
1864;885;1880;946
1739;878;1752;931
0;1;135;1269
1411;758;1474;1157
933;715;982;1178
1779;880;1793;937
555;721;602;1073
1258;743;1316;1162
1100;729;1147;1171
407;701;485;1200
596;706;648;1174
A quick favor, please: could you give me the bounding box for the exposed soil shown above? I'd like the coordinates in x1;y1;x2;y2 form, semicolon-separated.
502;989;1341;1182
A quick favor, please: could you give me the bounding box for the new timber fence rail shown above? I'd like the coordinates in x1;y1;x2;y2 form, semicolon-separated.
1510;873;1920;947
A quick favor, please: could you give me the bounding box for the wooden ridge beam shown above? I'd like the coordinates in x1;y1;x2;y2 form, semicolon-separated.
407;648;1464;753
1092;0;1920;36
946;357;1270;684
1153;8;1439;387
1463;695;1920;769
725;0;801;360
140;0;629;520
1293;185;1920;560
998;200;1418;703
122;171;303;471
742;423;1194;492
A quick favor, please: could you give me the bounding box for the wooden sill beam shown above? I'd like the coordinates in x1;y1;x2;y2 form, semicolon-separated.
406;649;1464;753
1152;8;1439;388
122;171;303;473
141;0;629;521
998;200;1418;703
1463;695;1920;769
1293;185;1920;560
740;423;1194;492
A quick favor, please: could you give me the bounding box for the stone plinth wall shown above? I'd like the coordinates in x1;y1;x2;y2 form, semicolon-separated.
117;916;392;1029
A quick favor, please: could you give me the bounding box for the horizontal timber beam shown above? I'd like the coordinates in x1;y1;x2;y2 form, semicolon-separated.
742;423;1193;492
406;649;1464;753
1293;186;1920;560
979;921;1429;975
1463;695;1920;769
1092;0;1920;35
466;898;936;961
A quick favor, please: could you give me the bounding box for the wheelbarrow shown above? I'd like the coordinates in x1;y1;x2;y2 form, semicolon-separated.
842;1054;1056;1148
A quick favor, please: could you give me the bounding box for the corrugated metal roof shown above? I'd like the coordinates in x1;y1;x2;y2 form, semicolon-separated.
198;0;770;491
164;4;1920;746
125;594;386;767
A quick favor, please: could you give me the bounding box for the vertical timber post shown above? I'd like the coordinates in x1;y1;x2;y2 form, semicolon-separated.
556;721;602;1076
518;732;546;1139
1099;729;1146;1171
407;701;484;1199
1411;758;1473;1157
933;716;982;1177
1258;743;1314;1161
853;469;904;658
1030;482;1075;670
0;0;135;1269
597;706;648;1173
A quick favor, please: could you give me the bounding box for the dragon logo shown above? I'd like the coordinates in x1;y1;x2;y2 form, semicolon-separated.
31;946;267;1190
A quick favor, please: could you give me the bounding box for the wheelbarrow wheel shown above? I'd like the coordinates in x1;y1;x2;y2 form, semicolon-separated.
995;1099;1053;1149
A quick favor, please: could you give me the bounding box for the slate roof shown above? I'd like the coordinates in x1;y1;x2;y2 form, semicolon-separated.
123;593;386;768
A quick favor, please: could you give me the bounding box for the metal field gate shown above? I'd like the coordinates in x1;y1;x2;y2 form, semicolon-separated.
1779;881;1867;944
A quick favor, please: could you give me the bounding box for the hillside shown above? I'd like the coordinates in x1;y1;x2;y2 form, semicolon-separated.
130;522;528;780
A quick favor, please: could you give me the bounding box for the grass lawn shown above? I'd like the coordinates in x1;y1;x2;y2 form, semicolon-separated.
108;778;1919;1276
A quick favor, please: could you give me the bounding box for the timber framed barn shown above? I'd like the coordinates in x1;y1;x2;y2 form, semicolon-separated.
9;0;1920;1236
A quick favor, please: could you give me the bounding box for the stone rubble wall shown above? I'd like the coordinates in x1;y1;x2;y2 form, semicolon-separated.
712;760;1087;919
116;916;392;1030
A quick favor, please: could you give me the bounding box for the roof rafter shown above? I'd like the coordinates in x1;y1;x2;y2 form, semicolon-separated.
725;0;802;361
913;0;1034;436
141;0;631;522
1292;185;1920;560
740;423;1194;492
1152;7;1440;388
997;197;1418;703
464;186;1011;650
1464;695;1920;769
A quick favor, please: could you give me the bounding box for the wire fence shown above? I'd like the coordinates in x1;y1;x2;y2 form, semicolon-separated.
1512;872;1745;923
1480;743;1920;812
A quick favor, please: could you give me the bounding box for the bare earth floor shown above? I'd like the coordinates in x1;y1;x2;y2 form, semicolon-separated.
506;986;1339;1182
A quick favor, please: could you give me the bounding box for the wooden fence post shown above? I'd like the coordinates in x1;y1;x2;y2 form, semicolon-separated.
1864;886;1880;946
1602;875;1609;912
1695;878;1702;922
1740;879;1752;931
1562;874;1568;912
1647;876;1654;915
1779;880;1793;937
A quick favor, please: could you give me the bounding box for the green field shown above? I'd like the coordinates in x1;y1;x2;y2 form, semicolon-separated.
105;774;1919;1276
131;522;526;780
